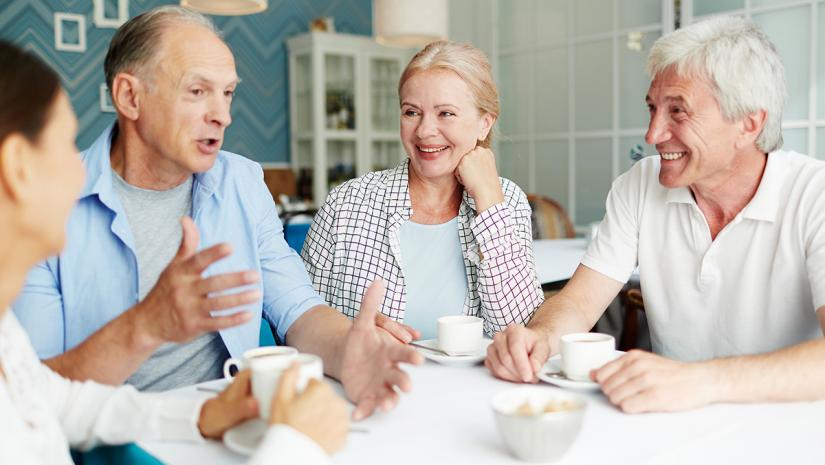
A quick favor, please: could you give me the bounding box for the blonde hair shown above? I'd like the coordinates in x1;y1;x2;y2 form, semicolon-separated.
398;41;499;148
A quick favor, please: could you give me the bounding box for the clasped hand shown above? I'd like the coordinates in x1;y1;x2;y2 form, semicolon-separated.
455;146;504;213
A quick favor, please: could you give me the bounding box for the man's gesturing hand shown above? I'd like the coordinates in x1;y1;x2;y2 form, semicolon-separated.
134;216;261;346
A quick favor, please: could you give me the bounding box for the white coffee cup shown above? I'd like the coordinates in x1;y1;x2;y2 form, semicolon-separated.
437;315;483;355
222;346;298;379
251;353;324;419
560;333;615;381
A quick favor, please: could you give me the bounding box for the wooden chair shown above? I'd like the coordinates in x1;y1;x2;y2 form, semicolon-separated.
527;194;575;239
619;286;646;351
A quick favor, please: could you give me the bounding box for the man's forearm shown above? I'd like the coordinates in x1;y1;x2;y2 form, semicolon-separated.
706;338;825;404
44;305;161;384
284;305;350;380
527;292;595;355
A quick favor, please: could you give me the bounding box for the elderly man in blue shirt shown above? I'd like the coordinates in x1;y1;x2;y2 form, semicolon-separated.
12;6;420;421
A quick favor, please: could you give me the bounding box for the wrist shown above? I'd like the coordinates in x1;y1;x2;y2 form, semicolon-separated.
527;323;557;355
700;359;732;404
472;188;504;213
125;302;164;353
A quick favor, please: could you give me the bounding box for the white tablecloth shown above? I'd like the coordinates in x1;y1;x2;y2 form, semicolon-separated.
140;362;825;465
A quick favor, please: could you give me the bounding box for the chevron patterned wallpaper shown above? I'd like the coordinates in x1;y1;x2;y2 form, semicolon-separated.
0;0;372;164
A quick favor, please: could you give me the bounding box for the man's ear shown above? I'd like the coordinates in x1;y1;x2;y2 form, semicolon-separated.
737;108;767;150
110;73;143;121
0;133;34;203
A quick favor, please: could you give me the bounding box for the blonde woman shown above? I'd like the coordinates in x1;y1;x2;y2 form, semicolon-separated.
0;41;348;464
302;41;543;339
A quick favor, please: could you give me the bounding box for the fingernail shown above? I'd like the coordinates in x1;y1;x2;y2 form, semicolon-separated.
246;272;260;281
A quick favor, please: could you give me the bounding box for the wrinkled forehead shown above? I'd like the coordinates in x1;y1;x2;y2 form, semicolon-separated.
151;23;238;83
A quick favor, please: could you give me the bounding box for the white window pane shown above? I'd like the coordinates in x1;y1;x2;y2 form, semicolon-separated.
535;0;568;46
751;0;801;8
500;0;533;49
575;0;613;37
619;30;660;129
574;138;612;225
782;128;808;154
693;0;743;17
498;53;531;137
619;0;662;29
535;47;569;133
619;136;657;175
753;7;811;121
535;140;570;207
818;6;825;120
575;39;612;131
817;128;825;161
498;141;531;192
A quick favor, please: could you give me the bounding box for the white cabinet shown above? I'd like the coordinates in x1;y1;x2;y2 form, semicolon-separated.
287;32;412;205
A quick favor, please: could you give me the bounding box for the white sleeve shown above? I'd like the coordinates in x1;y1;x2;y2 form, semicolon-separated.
47;368;210;450
247;425;331;465
580;165;642;284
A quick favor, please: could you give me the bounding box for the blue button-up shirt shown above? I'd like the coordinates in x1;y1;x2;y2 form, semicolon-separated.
13;124;323;359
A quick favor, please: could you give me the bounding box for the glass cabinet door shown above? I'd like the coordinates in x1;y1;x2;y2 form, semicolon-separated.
324;54;356;130
327;140;357;191
371;140;403;171
294;54;312;133
370;58;401;132
293;140;314;200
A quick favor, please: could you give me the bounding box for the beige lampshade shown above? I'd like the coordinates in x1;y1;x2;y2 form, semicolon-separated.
180;0;267;16
373;0;448;48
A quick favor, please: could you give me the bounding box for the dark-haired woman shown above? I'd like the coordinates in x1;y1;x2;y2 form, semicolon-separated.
0;40;344;464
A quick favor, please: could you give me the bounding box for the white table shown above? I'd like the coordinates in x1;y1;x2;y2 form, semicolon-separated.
533;238;588;285
141;362;825;465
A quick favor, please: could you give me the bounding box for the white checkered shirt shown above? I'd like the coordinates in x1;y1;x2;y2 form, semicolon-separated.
301;160;543;335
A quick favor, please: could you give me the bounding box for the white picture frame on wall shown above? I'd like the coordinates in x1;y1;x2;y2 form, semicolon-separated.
99;83;115;113
93;0;129;28
54;12;86;53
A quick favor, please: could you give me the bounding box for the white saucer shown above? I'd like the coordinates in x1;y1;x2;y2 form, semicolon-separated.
224;418;266;456
537;351;625;391
413;338;491;367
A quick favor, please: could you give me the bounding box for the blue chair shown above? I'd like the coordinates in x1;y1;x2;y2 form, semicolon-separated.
77;444;162;465
281;210;316;254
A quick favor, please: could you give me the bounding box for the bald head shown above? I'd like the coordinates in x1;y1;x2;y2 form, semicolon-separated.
104;5;227;90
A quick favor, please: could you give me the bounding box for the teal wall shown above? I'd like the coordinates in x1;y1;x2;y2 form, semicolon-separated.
0;0;372;163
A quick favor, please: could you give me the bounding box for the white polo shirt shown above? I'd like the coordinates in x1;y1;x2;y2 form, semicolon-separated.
582;151;825;361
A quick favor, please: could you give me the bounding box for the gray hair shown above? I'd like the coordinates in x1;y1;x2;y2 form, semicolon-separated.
104;5;221;90
646;16;786;153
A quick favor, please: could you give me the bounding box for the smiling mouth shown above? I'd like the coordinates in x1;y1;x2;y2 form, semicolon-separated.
660;151;687;161
417;145;449;153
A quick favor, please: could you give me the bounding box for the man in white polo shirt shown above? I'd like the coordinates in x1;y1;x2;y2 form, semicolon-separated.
486;16;825;413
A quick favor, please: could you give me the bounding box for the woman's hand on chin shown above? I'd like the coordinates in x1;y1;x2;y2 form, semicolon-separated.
455;146;504;213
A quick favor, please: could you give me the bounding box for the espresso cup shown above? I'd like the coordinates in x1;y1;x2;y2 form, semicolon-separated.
251;353;324;419
560;333;615;381
437;315;483;355
222;346;298;379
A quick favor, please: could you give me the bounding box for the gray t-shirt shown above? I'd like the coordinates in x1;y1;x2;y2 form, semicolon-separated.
112;170;229;391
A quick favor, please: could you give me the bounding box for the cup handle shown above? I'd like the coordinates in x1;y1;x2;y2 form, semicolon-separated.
223;358;241;378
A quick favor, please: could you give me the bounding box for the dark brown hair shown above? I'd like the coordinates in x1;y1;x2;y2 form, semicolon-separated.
0;41;61;145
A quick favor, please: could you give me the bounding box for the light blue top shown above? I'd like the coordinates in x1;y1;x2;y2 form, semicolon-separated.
398;218;468;339
13;123;325;360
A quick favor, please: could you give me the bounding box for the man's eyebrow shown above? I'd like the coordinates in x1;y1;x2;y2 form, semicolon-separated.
645;95;687;104
182;73;241;87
